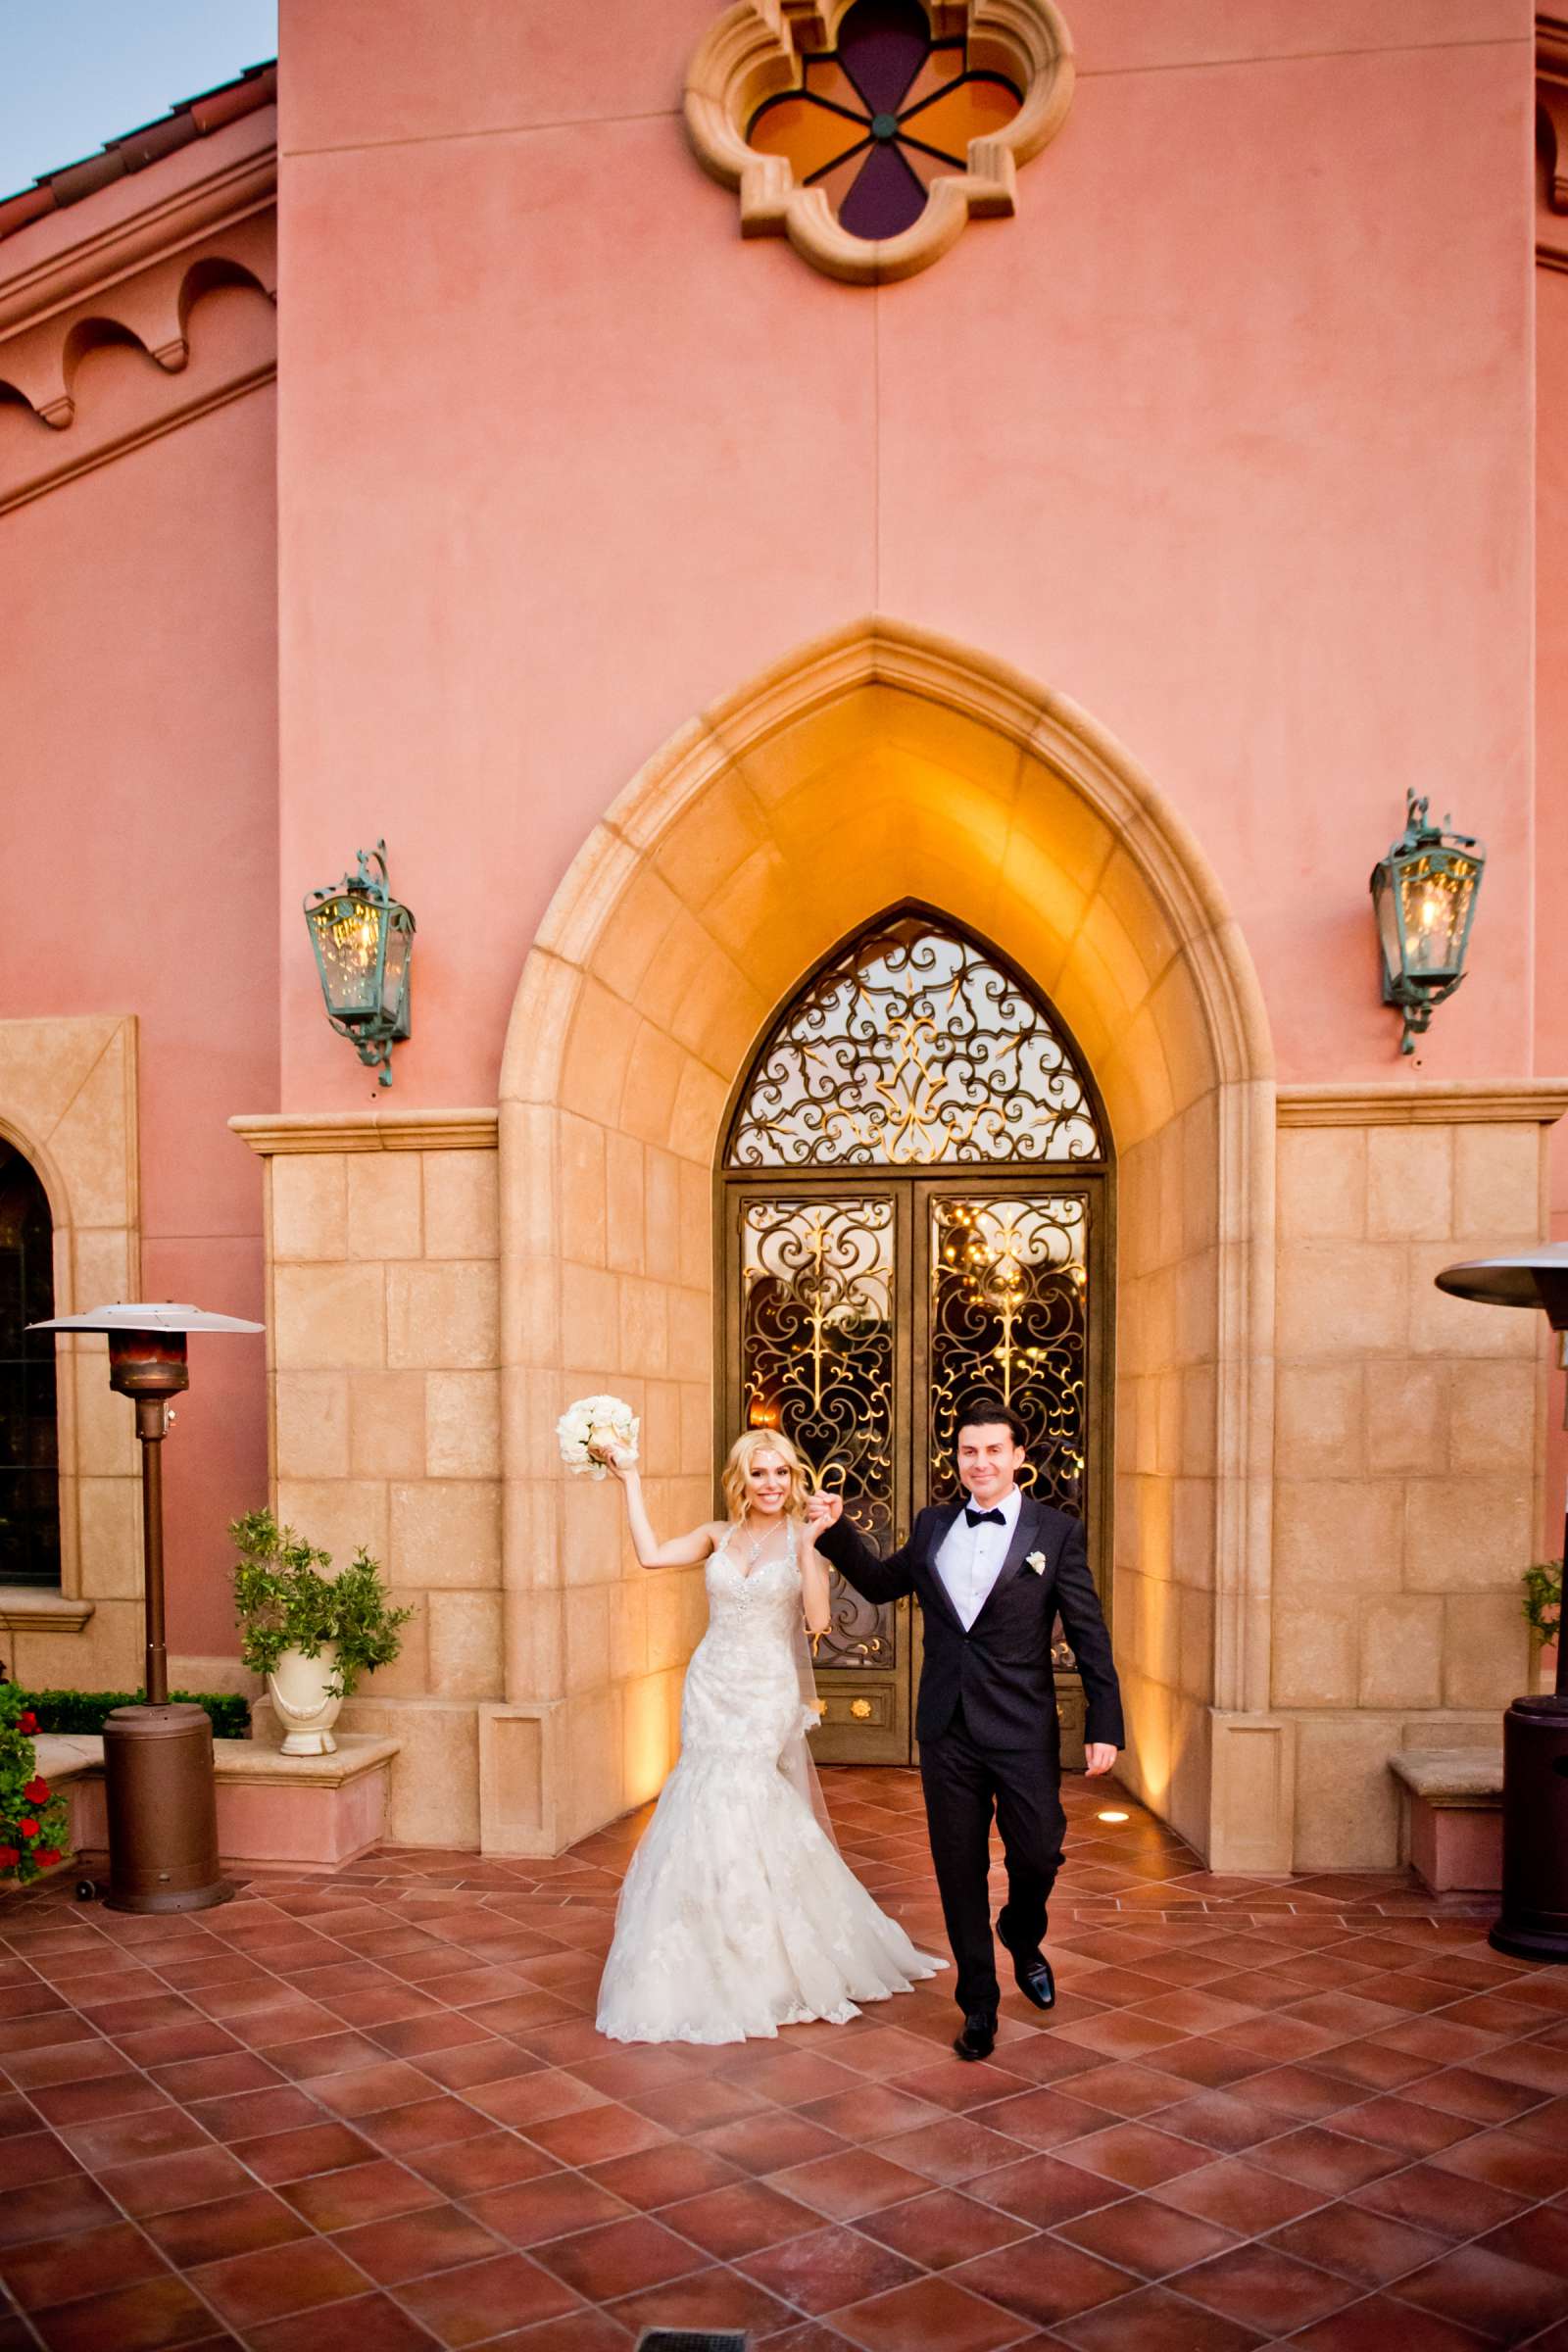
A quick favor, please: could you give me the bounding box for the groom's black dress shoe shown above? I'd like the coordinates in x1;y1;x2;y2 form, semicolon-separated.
1008;1947;1056;2010
954;2011;997;2062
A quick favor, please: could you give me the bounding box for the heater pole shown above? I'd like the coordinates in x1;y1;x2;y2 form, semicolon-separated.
136;1396;169;1707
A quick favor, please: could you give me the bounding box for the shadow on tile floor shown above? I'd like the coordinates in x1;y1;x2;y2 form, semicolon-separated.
1;1773;1566;2350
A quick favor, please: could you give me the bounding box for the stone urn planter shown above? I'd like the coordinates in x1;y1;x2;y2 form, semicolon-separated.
232;1510;412;1757
267;1644;344;1755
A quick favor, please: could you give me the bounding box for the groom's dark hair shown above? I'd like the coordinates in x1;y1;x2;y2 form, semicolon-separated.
955;1394;1028;1449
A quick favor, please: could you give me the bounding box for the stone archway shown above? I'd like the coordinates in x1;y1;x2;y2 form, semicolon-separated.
0;1015;142;1687
485;620;1281;1870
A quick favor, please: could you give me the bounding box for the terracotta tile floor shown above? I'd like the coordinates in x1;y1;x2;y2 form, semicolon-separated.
2;1772;1567;2350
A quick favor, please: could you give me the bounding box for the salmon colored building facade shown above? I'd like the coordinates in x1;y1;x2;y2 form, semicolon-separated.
2;2;1564;1876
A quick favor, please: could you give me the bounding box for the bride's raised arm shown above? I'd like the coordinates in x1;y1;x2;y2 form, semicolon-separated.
596;1445;719;1569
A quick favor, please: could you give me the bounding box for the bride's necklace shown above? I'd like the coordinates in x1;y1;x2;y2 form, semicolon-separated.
740;1513;781;1570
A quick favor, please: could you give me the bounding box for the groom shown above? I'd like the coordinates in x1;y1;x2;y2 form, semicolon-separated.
807;1394;1123;2061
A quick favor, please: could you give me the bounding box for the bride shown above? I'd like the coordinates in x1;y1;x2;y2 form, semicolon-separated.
593;1429;944;2044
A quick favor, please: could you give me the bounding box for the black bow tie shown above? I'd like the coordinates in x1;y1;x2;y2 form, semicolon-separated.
964;1506;1005;1528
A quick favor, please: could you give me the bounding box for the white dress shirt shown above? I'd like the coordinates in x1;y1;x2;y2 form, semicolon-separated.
934;1486;1022;1631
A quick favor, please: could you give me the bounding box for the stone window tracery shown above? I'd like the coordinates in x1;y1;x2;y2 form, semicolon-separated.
685;0;1075;282
747;0;1022;243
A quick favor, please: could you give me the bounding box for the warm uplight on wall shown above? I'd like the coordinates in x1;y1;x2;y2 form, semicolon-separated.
1370;792;1485;1055
304;841;415;1087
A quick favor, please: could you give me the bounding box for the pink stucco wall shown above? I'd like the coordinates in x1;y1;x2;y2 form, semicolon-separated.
275;0;1536;1110
1538;232;1568;1558
1;0;1556;1665
0;384;278;1657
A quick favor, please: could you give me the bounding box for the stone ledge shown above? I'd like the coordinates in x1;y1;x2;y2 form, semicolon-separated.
41;1732;402;1868
230;1109;498;1155
37;1731;401;1788
0;1590;95;1634
1278;1081;1568;1129
1390;1747;1503;1803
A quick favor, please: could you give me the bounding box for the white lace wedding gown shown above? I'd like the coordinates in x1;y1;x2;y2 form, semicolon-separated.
596;1519;944;2044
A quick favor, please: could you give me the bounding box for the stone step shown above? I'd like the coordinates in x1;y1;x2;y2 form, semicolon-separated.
1389;1747;1503;1894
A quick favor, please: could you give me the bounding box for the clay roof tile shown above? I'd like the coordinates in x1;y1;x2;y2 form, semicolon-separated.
0;59;276;244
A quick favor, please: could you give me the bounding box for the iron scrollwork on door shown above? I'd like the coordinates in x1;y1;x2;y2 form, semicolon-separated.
725;909;1109;1747
928;1194;1089;1512
727;913;1102;1169
739;1197;896;1667
929;1193;1089;1669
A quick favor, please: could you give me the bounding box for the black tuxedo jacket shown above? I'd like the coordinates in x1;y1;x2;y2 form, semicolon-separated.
816;1494;1124;1754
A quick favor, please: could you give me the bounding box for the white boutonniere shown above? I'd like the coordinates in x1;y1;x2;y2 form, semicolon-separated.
1027;1550;1047;1575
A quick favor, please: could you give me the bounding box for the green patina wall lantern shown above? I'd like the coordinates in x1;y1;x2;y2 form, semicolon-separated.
304;842;415;1086
1370;792;1486;1054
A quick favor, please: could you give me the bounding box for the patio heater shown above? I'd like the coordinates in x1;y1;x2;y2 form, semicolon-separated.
1433;1247;1568;1963
28;1302;263;1914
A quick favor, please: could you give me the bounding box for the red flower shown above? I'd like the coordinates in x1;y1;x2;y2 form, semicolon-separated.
17;1712;36;1733
35;1847;60;1867
23;1778;49;1805
0;1847;18;1868
19;1819;37;1839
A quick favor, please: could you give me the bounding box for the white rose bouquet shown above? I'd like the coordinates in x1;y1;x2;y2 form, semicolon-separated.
558;1393;639;1479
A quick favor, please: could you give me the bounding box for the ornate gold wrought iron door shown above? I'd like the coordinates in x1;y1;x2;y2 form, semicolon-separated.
726;1172;1104;1763
720;908;1111;1766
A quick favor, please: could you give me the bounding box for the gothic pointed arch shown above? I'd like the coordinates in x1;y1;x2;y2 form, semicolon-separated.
495;617;1280;1872
725;901;1105;1170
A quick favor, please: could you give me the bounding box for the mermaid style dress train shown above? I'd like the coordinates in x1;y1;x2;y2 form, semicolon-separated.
596;1521;944;2044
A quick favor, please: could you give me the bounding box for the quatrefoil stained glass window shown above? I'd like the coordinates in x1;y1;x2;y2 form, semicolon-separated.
747;0;1023;242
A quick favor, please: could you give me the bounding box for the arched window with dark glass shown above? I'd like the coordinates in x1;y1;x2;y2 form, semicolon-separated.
0;1143;60;1590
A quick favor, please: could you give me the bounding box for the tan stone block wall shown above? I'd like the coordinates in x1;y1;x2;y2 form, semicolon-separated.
1114;1090;1233;1852
1268;1110;1551;1868
500;1060;713;1850
257;1133;504;1846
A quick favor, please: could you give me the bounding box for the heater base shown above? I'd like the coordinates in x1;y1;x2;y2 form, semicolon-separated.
101;1704;232;1916
1489;1920;1568;1965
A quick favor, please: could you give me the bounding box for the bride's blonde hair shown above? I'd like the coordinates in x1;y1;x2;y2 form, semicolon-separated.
721;1428;810;1522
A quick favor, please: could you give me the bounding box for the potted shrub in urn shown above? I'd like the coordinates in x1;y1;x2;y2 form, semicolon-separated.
231;1510;413;1755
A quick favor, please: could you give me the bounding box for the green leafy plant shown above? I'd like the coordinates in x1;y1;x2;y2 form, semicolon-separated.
231;1508;412;1700
19;1690;250;1740
0;1673;71;1885
1522;1558;1562;1651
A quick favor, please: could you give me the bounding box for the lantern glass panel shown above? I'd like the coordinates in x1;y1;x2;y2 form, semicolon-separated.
1395;853;1476;982
380;918;412;1027
1373;865;1401;983
310;892;387;1020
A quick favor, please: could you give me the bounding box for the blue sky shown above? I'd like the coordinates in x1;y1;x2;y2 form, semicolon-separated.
0;1;277;196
